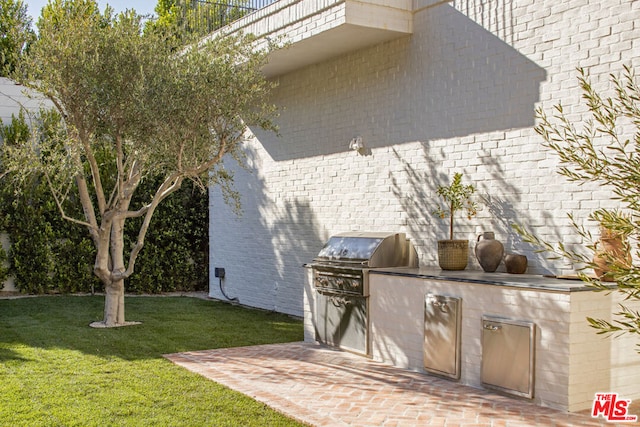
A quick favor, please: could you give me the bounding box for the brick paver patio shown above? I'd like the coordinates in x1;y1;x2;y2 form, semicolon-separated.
164;342;638;427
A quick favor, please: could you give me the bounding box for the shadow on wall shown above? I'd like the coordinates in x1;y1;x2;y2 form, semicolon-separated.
268;196;325;314
391;144;575;274
252;3;546;161
209;145;324;316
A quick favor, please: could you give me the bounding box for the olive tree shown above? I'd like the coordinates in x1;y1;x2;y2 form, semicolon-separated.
0;0;36;76
515;66;640;345
3;0;276;326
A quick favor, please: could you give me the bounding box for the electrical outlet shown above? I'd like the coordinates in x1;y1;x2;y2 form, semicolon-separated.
214;267;226;278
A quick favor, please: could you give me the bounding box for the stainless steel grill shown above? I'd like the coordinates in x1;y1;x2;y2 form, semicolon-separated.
308;232;417;355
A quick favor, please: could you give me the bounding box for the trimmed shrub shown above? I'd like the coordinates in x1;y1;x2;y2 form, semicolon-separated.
0;112;208;294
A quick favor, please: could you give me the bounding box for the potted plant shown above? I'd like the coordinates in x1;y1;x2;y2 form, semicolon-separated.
592;224;632;282
432;172;478;270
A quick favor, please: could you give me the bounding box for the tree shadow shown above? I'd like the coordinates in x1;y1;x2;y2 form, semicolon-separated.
0;346;29;362
390;141;576;274
209;144;325;317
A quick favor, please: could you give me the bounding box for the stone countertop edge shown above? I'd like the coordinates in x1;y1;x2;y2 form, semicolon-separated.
368;267;617;293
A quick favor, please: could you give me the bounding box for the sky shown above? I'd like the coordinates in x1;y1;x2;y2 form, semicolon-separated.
24;0;157;22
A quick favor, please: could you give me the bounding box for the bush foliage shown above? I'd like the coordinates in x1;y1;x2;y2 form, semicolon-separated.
0;112;209;294
125;175;209;293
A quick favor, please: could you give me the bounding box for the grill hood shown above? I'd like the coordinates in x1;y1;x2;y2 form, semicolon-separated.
314;232;418;268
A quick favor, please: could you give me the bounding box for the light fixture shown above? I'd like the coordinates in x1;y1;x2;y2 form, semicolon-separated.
349;136;365;154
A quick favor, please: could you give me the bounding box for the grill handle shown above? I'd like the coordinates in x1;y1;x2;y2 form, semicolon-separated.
315;288;363;299
330;295;353;307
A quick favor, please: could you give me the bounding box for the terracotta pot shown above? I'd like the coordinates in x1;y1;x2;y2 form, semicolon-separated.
593;232;631;282
474;232;504;272
504;253;528;274
437;240;468;270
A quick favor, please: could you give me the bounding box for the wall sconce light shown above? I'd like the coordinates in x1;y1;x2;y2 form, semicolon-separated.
349;136;365;155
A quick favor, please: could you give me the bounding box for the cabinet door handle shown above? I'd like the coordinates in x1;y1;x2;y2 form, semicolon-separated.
483;323;501;331
429;299;449;313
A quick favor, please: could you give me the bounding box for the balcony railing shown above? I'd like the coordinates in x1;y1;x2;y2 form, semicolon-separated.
176;0;414;77
179;0;277;35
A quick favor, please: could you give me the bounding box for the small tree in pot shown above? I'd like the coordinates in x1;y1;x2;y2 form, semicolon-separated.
432;172;478;270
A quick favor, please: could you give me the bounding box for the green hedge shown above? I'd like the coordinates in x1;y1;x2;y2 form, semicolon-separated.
0;113;209;294
125;176;209;293
0;175;98;293
0;173;209;294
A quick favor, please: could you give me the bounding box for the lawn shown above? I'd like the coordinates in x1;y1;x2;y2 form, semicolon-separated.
0;295;306;426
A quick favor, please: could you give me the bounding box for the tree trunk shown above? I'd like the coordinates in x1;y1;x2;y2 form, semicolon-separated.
92;213;133;328
449;201;455;240
103;279;125;326
108;214;127;324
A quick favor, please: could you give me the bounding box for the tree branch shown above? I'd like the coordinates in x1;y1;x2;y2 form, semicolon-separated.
43;172;98;232
115;173;184;280
115;134;125;202
80;129;107;215
120;205;150;219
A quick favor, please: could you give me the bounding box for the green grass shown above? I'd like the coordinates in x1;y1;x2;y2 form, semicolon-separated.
0;295;306;426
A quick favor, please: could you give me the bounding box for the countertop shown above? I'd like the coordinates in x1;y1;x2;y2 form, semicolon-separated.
369;267;612;292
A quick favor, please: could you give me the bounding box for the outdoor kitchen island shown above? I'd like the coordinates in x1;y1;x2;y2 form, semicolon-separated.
303;267;640;413
366;268;640;413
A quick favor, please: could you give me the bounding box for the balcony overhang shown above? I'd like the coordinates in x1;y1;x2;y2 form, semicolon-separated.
208;0;414;77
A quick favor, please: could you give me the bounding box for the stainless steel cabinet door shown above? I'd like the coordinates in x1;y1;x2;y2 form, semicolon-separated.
481;316;535;398
315;292;368;355
424;294;462;379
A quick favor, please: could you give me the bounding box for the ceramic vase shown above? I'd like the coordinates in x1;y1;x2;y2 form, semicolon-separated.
475;232;504;272
504;253;527;274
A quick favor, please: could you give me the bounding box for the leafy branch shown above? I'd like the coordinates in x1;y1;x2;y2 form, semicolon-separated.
517;66;640;348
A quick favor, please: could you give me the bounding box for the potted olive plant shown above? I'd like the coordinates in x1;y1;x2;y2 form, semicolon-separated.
432;172;478;270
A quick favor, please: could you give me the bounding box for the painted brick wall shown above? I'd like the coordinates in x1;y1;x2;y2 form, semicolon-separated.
568;291;640;411
209;0;640;316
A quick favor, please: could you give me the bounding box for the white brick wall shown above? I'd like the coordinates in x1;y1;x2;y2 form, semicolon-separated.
210;0;640;317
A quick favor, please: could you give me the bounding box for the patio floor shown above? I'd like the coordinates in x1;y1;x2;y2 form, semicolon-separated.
164;342;633;427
